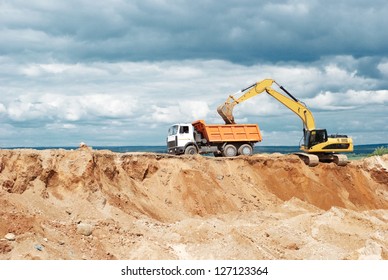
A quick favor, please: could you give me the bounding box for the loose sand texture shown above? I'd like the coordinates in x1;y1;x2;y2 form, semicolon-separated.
0;148;387;260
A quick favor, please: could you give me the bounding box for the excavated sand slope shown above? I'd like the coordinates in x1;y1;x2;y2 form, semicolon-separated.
0;148;387;260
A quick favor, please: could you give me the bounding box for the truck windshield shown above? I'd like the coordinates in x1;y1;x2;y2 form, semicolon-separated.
168;125;178;136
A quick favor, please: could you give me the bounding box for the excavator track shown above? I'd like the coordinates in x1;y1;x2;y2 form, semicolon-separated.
294;153;349;167
333;154;349;166
294;152;319;167
317;153;349;166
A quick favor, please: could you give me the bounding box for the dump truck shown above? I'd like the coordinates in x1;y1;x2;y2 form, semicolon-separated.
167;120;262;157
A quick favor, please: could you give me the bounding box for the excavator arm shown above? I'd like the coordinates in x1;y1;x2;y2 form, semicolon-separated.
217;79;316;130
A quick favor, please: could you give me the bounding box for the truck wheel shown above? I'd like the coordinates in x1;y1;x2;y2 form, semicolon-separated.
222;144;237;157
238;144;253;156
184;145;197;155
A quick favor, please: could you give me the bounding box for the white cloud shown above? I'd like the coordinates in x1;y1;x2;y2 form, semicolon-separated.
345;90;388;105
0;103;6;114
148;101;210;124
377;60;388;77
21;63;110;78
306;90;388;110
0;57;387;146
179;100;210;120
304;92;354;110
149;105;175;123
263;2;309;16
5;93;139;123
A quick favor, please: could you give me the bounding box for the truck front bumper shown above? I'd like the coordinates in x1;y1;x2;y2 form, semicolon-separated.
168;146;185;155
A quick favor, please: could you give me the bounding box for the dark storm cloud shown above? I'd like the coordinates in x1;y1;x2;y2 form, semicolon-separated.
0;0;387;147
2;0;388;64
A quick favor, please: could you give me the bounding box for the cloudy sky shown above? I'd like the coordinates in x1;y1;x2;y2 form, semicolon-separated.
1;0;387;147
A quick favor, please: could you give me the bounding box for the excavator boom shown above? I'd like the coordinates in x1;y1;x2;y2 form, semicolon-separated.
217;79;316;130
217;79;275;124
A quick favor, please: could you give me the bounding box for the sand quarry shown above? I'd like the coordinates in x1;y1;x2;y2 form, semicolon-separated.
0;148;387;260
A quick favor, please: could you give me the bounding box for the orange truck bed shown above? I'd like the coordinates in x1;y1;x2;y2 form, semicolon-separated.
192;120;262;143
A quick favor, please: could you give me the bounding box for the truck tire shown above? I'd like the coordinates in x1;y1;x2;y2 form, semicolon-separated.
184;145;198;155
222;144;237;157
238;144;253;156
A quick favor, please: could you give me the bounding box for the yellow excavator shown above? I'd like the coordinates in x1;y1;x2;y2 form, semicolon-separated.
217;79;353;166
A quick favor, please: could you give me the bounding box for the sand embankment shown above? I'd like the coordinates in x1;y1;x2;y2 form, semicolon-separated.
0;148;387;259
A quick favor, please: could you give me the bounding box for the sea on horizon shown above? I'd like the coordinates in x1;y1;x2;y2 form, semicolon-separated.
3;143;387;158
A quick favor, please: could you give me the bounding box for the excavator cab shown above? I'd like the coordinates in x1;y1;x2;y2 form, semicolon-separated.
304;129;328;149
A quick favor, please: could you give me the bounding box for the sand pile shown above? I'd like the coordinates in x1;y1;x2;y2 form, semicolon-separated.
0;148;387;260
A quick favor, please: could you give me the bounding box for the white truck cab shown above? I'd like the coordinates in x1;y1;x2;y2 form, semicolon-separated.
167;123;196;155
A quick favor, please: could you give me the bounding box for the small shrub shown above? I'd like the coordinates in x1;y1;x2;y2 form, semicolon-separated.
370;146;388;156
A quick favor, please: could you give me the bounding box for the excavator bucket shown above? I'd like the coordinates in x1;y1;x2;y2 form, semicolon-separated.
217;103;235;124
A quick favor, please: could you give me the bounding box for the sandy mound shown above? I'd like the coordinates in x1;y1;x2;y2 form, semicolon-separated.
0;149;387;260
